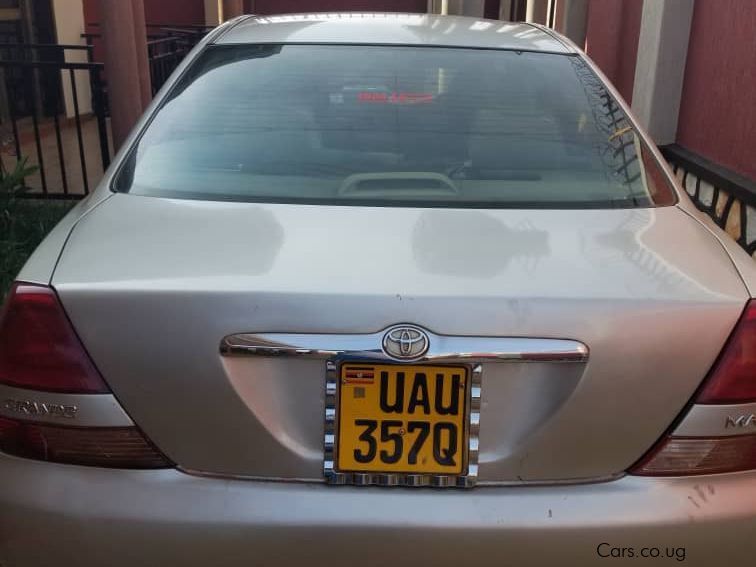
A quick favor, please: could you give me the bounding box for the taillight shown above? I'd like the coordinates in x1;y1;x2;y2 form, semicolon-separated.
0;283;108;393
696;300;756;403
631;300;756;476
631;436;756;476
0;282;170;468
0;417;169;468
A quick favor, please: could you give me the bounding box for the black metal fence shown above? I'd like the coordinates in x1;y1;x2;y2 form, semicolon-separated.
0;24;210;199
662;144;756;257
0;44;110;198
83;22;211;94
146;24;212;92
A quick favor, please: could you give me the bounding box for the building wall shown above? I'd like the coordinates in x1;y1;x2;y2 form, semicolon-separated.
144;0;206;24
82;0;206;26
80;0;208;80
583;0;642;104
676;0;756;181
204;0;221;24
252;0;428;14
51;0;91;117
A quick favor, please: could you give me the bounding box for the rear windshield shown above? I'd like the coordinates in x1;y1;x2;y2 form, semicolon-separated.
114;44;676;208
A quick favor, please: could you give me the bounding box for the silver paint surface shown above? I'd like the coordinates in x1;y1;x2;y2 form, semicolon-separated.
674;403;756;437
2;452;756;567
0;384;133;427
217;14;571;53
51;195;747;480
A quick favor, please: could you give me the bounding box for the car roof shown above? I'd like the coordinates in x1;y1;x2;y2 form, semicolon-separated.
215;12;573;54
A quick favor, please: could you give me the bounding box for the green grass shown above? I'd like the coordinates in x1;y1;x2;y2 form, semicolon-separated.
1;198;76;302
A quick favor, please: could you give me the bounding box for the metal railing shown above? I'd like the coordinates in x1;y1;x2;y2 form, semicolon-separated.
146;35;196;95
0;44;110;197
83;22;211;94
662;144;756;257
0;24;210;199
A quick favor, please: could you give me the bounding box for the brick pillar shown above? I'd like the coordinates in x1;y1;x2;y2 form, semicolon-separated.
100;0;150;151
204;0;222;25
131;0;152;107
501;0;527;21
222;0;244;21
557;0;588;47
526;0;548;24
584;0;643;103
631;0;695;144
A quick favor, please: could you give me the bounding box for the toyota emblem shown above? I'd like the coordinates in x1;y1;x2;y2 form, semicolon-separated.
382;325;430;360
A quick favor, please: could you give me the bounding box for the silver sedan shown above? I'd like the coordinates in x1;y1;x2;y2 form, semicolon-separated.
1;13;755;567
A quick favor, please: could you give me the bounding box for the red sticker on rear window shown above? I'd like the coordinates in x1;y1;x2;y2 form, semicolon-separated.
357;92;434;104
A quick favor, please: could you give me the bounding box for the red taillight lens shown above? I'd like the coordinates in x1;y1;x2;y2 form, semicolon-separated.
0;283;108;393
697;300;756;403
0;283;171;469
630;300;756;476
0;416;170;469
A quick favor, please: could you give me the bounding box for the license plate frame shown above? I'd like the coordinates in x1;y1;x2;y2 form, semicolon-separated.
324;359;482;488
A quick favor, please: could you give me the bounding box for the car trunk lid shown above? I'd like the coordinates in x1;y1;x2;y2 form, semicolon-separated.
51;194;748;482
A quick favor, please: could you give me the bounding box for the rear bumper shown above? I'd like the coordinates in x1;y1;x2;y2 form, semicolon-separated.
1;454;755;567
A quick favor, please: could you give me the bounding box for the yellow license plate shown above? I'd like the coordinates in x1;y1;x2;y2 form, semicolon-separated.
337;364;468;475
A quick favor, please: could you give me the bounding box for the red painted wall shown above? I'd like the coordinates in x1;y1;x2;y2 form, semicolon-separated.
82;0;206;69
677;0;756;181
83;0;206;27
252;0;428;14
144;0;205;25
583;0;642;104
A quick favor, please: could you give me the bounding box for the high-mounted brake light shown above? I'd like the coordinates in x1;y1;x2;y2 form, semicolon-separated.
631;300;756;476
0;283;170;468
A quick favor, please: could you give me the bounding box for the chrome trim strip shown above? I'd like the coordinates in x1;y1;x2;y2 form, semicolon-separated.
221;332;589;364
673;403;756;437
176;466;623;486
0;383;134;427
222;328;587;488
323;360;340;483
465;363;482;487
